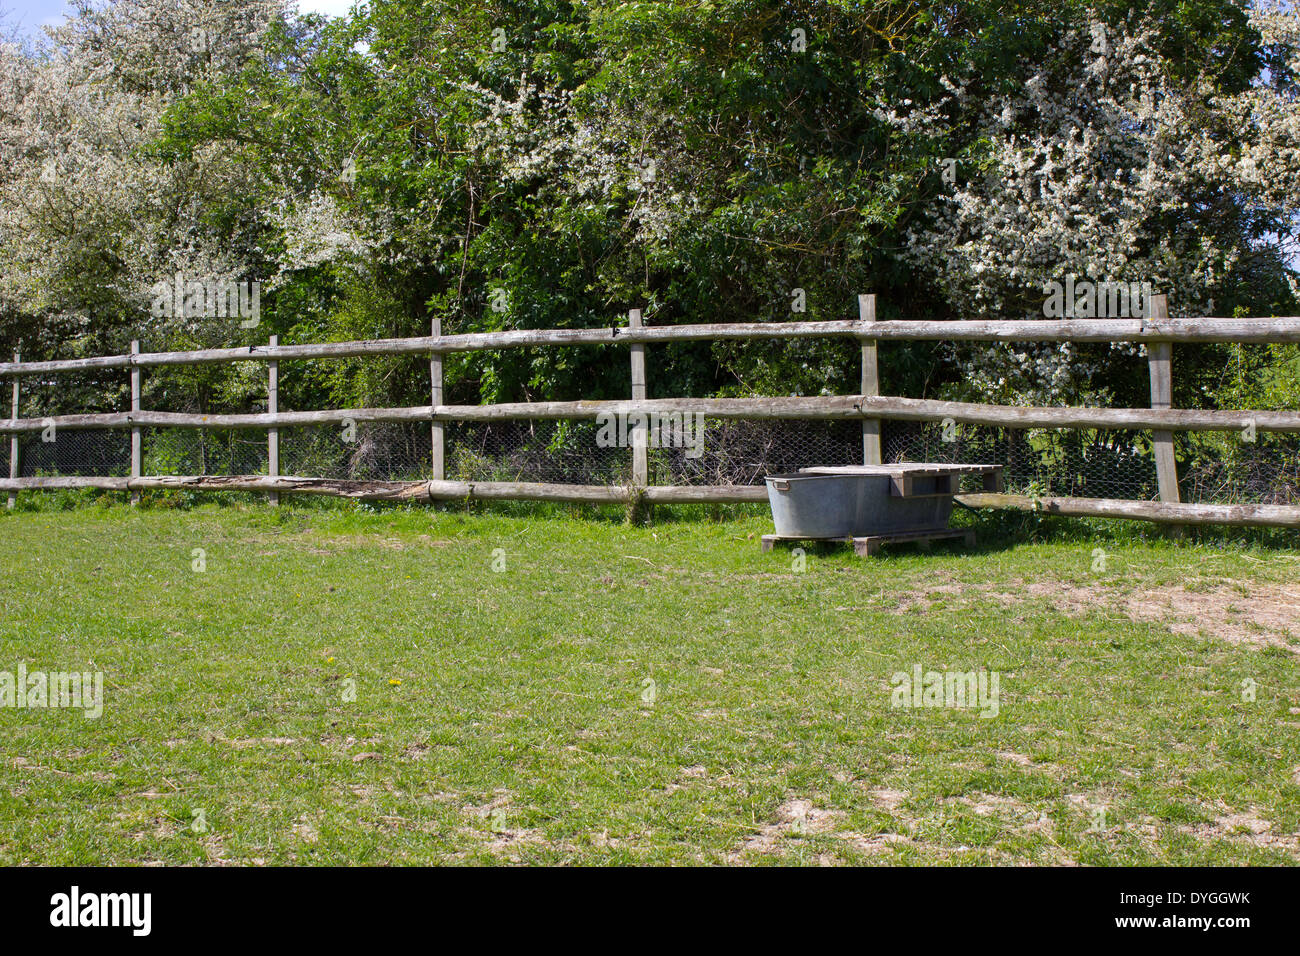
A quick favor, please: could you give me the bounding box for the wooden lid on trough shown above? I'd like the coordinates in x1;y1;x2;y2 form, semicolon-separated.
795;463;1004;497
797;463;1001;477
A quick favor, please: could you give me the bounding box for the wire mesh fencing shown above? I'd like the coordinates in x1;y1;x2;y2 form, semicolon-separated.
280;423;428;482
651;418;862;486
6;414;1299;506
8;429;131;479
446;421;630;485
882;421;1162;500
1180;432;1300;505
143;428;268;477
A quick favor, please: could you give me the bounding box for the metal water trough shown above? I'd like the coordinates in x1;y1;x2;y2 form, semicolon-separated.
764;463;1002;541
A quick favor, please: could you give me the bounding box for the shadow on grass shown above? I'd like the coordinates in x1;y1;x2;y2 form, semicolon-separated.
952;500;1300;554
4;486;1297;554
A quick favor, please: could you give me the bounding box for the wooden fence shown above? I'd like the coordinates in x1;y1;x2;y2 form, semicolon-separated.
3;293;1300;527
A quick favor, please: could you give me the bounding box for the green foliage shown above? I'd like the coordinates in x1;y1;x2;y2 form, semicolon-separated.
154;0;1098;405
3;0;1297;420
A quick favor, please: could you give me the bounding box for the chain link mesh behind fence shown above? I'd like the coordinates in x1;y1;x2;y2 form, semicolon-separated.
8;329;1298;507
8;412;1299;506
883;421;1161;500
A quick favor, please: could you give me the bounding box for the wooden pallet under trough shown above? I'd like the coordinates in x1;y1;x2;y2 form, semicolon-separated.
761;528;977;557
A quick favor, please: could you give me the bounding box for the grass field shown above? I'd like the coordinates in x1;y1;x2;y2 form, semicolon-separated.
1;495;1298;865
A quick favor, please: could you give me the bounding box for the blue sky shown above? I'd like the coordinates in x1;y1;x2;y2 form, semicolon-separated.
0;0;70;36
0;0;355;37
0;0;69;35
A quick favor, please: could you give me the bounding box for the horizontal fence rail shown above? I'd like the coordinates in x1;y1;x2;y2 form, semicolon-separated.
4;294;1300;529
3;317;1300;377
3;397;1300;434
1;476;1296;528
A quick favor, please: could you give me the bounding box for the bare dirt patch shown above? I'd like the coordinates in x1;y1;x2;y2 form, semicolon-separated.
947;792;1056;837
893;582;969;613
664;764;711;794
461;791;543;859
1180;801;1300;857
731;797;913;863
864;787;908;812
1116;584;1300;653
740;798;842;856
996;751;1034;768
889;574;1300;654
292;816;320;844
887;573;1022;614
1036;580;1300;653
201;833;230;864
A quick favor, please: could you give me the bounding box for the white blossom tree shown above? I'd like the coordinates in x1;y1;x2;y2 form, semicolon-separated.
0;0;288;350
902;4;1300;405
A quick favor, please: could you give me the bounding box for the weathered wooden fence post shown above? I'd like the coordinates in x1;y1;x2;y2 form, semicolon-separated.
860;294;881;465
130;340;141;506
431;317;444;481
7;352;18;510
7;309;1300;527
1147;294;1180;507
629;308;648;488
268;334;279;506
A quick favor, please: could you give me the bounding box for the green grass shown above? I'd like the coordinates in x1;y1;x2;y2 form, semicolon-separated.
0;497;1297;865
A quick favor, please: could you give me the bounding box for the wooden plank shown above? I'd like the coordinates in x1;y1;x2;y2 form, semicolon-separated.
131;475;430;500
629;308;647;487
854;529;975;557
0;475;418;496
0;354;133;376
802;463;1001;497
890;473;955;498
760;529;974;556
432;481;765;503
7;351;17;510
800;463;1001;477
1147;294;1180;505
130;340;141;506
429;479;628;503
851;317;1300;344
267;334;279;506
0;476;129;491
3;473;1298;528
430;317;444;480
762;533;857;546
643;484;769;503
860;294;881;465
956;493;1300;528
0;475;769;505
445;323;853;350
401;316;1300;347
0;412;134;431
456;396;859;423
5;396;1300;433
133;338;440;368
846;397;1300;432
5;316;1300;377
